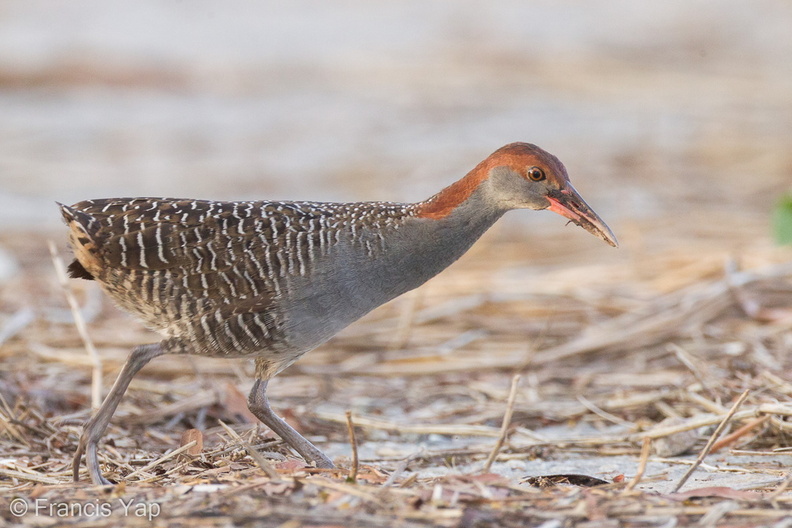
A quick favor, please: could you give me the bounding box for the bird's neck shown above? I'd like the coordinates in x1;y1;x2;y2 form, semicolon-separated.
277;181;504;354
373;183;505;299
414;159;493;221
414;184;505;262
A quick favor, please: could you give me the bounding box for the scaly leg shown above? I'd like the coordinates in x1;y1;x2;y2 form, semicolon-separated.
72;343;165;484
247;379;334;469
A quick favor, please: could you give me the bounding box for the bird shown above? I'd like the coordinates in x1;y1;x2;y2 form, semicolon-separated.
61;142;617;485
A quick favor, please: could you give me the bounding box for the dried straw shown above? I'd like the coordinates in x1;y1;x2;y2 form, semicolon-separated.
48;240;102;409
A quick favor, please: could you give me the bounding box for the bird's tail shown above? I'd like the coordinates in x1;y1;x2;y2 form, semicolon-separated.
58;202;95;232
57;202;98;280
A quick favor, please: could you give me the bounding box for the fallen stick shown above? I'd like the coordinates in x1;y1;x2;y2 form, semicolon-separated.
624;436;652;492
711;415;769;453
218;420;281;481
48;240;102;409
346;410;359;482
482;374;521;473
672;389;751;493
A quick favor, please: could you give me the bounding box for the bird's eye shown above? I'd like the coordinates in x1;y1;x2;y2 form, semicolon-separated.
527;167;546;181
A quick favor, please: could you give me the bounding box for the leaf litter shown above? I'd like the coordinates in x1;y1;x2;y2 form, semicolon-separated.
1;222;792;527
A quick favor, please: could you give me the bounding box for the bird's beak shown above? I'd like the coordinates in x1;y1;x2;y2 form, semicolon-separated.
546;186;618;248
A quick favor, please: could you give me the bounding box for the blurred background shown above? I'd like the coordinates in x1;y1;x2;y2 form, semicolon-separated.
1;0;790;247
2;1;792;503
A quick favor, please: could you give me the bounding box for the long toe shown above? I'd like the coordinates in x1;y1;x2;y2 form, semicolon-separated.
86;442;112;486
72;439;85;482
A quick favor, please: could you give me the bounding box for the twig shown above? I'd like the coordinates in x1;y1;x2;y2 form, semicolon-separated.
711;415;769;453
577;395;635;428
685;391;727;414
380;450;424;488
0;467;61;485
768;472;792;500
631;409;755;441
697;501;742;526
218;420;281;480
301;476;384;504
124;440;198;481
482;374;520;473
48;240;102;409
624;437;652;492
314;412;502;437
669;343;714;397
0;392;29;447
672;389;750;493
770;415;792;434
346;410;359;482
520;261;792;370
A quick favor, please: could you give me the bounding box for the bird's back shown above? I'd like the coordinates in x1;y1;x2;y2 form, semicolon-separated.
60;197;418;364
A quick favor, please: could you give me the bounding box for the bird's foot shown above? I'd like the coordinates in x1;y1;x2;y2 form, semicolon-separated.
72;429;112;485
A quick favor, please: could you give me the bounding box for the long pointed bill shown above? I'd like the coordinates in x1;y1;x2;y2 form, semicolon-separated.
546;186;618;248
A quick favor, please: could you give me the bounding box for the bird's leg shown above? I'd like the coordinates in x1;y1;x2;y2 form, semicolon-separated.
72;343;165;485
247;379;335;469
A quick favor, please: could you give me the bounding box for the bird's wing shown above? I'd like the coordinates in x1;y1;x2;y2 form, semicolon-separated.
61;198;313;353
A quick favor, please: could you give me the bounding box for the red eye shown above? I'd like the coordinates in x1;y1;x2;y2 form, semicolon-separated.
528;167;546;181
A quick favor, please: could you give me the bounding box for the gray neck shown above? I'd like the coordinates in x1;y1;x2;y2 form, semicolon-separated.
281;187;505;353
375;190;505;301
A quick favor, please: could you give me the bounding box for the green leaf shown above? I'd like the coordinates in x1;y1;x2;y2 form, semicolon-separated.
773;194;792;245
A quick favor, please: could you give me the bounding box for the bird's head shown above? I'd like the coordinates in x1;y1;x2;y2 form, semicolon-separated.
418;142;618;248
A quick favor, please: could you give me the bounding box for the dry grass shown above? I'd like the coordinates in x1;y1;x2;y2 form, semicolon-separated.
1;222;792;527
